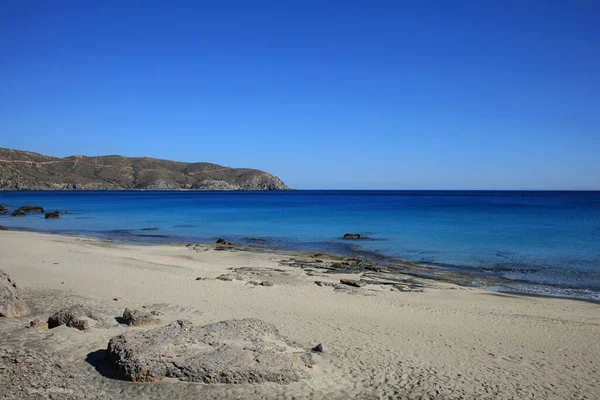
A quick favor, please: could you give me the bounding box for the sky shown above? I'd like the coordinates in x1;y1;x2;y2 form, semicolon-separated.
1;1;599;190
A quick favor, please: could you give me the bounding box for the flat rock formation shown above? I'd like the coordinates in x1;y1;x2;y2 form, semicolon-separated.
107;319;313;383
0;148;289;190
0;270;29;317
0;348;108;399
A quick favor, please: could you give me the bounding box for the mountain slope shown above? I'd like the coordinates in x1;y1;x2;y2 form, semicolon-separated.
0;148;289;190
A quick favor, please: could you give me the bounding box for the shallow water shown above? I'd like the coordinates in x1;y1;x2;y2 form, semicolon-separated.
1;190;599;300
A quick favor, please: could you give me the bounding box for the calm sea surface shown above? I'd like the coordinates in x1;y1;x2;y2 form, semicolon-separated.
1;191;599;300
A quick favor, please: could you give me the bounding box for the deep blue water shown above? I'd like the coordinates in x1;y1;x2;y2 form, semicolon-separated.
1;191;599;300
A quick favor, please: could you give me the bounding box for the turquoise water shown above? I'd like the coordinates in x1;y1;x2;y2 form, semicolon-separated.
1;191;599;300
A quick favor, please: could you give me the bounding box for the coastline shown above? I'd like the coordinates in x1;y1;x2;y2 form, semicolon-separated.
1;223;598;303
1;229;599;398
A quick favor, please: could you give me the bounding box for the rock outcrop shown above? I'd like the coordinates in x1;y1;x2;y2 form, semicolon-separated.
0;148;290;191
47;304;106;331
120;308;160;326
107;319;313;383
0;270;29;317
0;348;109;399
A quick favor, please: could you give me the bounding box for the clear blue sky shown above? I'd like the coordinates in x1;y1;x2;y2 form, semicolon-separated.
1;1;598;189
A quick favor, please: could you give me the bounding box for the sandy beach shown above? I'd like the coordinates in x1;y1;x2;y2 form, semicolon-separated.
1;230;599;399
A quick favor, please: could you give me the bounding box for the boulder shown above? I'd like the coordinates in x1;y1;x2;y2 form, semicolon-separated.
216;238;234;245
45;212;60;219
0;270;29;317
17;205;44;213
0;226;8;231
107;319;314;383
0;348;109;399
47;304;106;330
343;233;367;239
121;308;160;326
312;343;324;353
11;210;25;217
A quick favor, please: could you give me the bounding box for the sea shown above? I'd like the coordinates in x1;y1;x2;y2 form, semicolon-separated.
1;190;599;301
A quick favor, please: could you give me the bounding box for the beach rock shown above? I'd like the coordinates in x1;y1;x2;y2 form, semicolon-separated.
106;319;313;383
340;279;365;288
11;210;25;217
216;238;234;245
0;270;30;317
343;233;367;239
260;280;274;287
17;205;44;213
27;319;48;329
47;304;106;330
121;308;160;326
0;225;8;231
44;212;60;219
312;343;324;353
216;273;239;281
0;348;109;399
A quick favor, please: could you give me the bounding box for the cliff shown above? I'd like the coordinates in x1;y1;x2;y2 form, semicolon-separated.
0;148;289;191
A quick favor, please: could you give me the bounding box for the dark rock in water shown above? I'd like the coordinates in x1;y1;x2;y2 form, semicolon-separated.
121;308;160;326
0;348;109;399
0;225;8;231
17;205;44;213
47;304;106;330
11;210;25;217
343;233;367;239
339;279;365;288
141;227;158;231
312;343;323;353
0;205;7;215
106;319;313;383
45;212;60;219
246;237;268;243
0;270;30;317
216;238;234;245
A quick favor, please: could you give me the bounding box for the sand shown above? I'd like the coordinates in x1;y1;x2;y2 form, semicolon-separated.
0;230;598;399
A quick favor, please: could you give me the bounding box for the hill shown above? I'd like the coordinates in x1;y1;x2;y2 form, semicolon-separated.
0;148;289;190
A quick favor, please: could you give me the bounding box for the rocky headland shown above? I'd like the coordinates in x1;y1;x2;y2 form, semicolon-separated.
0;148;289;190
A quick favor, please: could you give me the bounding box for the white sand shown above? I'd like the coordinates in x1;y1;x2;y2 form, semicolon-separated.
1;230;599;399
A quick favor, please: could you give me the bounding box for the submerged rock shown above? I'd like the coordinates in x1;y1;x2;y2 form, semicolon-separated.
343;233;367;239
11;210;25;217
47;304;106;330
106;319;314;383
0;348;109;399
121;308;160;326
0;270;30;317
17;205;45;213
44;212;60;219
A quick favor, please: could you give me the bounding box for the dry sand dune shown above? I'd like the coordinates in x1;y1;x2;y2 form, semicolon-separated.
0;230;599;399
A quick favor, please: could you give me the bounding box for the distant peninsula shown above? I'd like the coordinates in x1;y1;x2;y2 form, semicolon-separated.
0;148;289;191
